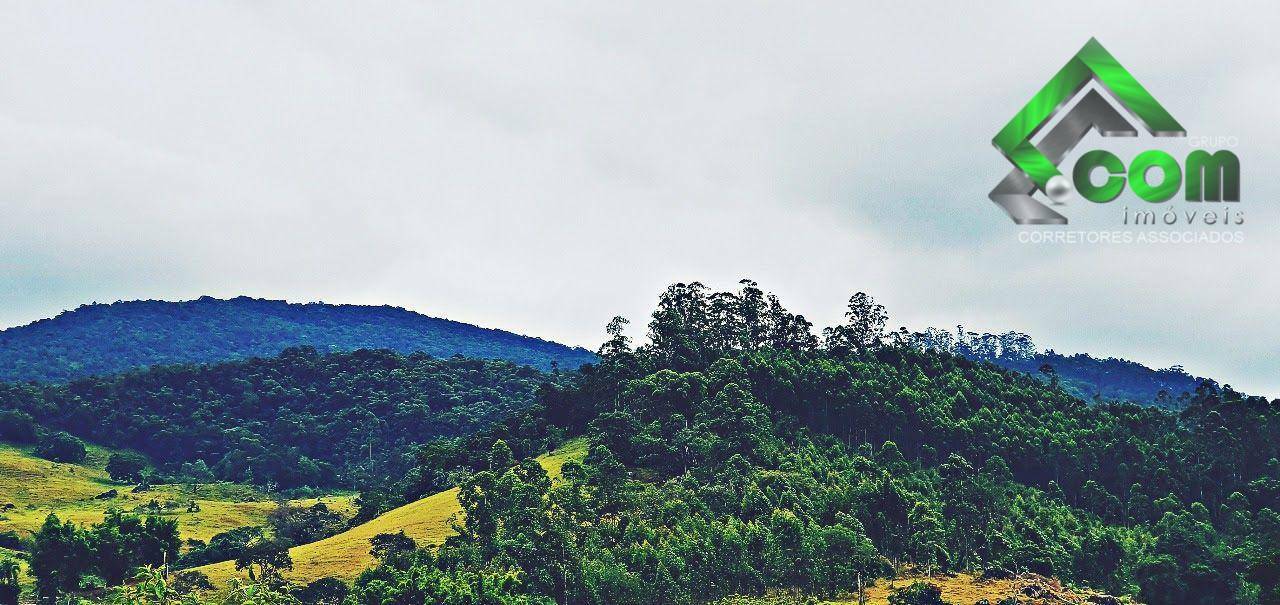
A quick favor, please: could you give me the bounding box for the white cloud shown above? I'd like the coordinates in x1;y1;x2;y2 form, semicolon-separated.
0;1;1275;395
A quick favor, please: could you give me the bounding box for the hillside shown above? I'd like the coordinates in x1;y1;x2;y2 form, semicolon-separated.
0;441;354;543
991;350;1205;407
14;282;1280;605
912;327;1208;407
0;296;596;382
0;348;556;488
190;439;587;586
326;281;1279;605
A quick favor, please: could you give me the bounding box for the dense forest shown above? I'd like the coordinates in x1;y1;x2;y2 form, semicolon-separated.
354;281;1280;605
913;328;1206;407
0;348;558;488
0;296;596;382
7;281;1280;605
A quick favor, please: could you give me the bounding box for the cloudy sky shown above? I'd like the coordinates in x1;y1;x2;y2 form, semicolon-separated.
1;2;1276;394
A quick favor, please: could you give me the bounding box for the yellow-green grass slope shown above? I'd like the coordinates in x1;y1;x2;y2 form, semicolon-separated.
0;441;354;544
191;438;589;586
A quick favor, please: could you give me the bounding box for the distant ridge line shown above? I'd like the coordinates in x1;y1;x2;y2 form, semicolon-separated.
0;296;597;383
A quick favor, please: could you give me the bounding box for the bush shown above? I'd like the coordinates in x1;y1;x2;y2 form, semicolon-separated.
0;556;18;605
294;577;349;605
0;531;25;551
176;527;261;569
888;582;949;605
0;410;37;443
268;502;346;545
172;570;215;594
34;431;87;463
106;452;149;483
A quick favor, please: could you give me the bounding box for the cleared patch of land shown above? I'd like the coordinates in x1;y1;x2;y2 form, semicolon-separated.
190;438;589;586
0;442;354;544
827;571;1124;605
708;572;1128;605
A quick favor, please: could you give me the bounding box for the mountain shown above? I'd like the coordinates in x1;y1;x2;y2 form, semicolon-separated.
0;296;596;382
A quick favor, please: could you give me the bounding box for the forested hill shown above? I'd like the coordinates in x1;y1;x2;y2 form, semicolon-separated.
335;281;1280;605
911;327;1207;407
0;296;596;382
12;281;1280;605
994;350;1205;407
0;347;556;489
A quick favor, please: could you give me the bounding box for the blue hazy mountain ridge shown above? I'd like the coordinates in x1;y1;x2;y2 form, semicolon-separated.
0;296;597;382
987;351;1206;407
909;328;1207;407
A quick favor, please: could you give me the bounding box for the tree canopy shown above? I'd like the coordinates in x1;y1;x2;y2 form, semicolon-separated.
366;280;1280;605
0;348;560;489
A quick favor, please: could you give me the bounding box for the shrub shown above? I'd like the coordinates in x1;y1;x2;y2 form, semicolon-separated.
33;431;87;463
268;502;346;545
176;527;261;569
888;582;949;605
294;577;348;605
0;531;25;551
0;410;37;443
172;570;215;594
106;452;149;483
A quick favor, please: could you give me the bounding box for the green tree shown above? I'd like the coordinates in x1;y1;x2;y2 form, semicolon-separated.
235;538;293;582
0;556;19;605
30;514;92;602
33;431;86;463
888;582;949;605
823;292;887;353
89;510;180;586
0;410;37;443
369;531;416;566
106;452;149;483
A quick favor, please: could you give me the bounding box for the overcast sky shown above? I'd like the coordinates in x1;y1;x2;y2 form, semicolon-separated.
1;2;1276;395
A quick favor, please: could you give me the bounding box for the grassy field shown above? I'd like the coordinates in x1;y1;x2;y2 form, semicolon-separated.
190;438;589;586
0;441;355;544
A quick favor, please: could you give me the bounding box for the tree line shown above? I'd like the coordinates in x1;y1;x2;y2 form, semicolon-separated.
0;348;558;489
365;280;1280;604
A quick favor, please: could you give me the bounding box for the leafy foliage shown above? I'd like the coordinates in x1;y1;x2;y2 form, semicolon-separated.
29;511;179;601
0;556;18;605
177;527;265;570
33;430;86;463
0;347;556;489
106;452;149;483
888;582;949;605
0;296;596;383
370;280;1280;605
234;537;293;583
267;503;347;546
0;409;37;443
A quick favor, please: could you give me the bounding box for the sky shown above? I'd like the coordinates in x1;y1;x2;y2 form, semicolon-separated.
0;2;1276;395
